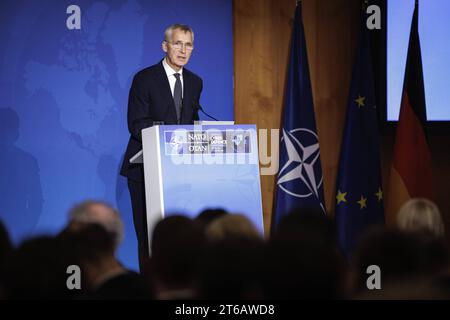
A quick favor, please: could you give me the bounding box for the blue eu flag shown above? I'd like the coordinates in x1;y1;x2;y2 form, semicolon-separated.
272;3;326;227
335;11;384;258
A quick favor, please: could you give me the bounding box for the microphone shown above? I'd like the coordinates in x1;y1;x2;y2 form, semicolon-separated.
193;102;220;121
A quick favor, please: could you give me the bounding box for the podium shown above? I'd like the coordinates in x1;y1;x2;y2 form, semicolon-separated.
130;123;264;253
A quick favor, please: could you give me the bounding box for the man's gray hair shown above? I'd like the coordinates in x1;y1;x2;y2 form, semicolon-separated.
68;200;124;248
164;24;194;43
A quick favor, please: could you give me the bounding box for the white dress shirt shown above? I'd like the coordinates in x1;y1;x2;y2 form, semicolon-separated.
162;57;184;98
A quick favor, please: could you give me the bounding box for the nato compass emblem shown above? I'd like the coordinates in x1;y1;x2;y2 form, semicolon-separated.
169;133;185;154
277;128;323;203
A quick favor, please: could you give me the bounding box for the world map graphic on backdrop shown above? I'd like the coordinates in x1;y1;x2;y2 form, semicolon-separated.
0;0;234;270
1;0;149;270
25;1;146;152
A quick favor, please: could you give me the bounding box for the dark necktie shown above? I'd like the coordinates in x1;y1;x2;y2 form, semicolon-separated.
173;73;182;124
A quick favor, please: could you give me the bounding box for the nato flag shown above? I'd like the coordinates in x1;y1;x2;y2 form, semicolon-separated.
272;2;326;228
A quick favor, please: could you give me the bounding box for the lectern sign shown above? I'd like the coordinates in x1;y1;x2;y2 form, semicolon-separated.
164;129;251;155
139;124;264;253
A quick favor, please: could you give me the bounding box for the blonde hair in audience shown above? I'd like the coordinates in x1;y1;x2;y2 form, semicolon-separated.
397;198;445;237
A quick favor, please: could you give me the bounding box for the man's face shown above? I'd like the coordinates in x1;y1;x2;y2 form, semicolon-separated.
162;28;193;71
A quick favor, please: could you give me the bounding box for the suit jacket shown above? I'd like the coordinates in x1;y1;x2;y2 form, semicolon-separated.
120;60;202;181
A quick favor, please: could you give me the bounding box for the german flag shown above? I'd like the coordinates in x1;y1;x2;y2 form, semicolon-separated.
386;1;433;226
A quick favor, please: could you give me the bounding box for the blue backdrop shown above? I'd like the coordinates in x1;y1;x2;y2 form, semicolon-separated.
0;0;234;271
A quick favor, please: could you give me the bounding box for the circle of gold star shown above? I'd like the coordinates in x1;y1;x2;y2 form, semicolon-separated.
375;187;383;202
355;95;366;108
357;195;367;209
336;190;347;205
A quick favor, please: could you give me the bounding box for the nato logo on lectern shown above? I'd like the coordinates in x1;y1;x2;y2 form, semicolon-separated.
169;133;185;154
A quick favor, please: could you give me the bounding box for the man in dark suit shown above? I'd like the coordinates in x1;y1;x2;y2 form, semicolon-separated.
120;24;202;271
